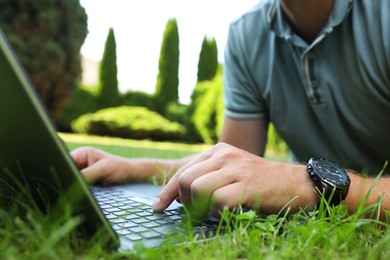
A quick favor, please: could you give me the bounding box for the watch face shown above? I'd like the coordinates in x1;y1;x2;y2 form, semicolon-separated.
315;160;348;185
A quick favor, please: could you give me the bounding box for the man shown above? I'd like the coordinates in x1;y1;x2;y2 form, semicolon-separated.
71;0;390;219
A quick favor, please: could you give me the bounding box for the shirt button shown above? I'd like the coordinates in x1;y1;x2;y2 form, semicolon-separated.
326;27;333;34
312;80;318;87
307;52;315;59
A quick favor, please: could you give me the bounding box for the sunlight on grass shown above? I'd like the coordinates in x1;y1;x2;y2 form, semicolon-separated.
59;132;290;162
59;132;212;159
59;132;211;152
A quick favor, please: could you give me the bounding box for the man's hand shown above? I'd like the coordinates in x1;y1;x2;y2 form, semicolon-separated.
152;143;318;216
70;146;142;184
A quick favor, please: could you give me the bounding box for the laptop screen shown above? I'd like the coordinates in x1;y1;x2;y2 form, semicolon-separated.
0;27;118;249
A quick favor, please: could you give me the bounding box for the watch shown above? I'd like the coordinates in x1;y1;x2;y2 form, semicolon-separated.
307;158;350;206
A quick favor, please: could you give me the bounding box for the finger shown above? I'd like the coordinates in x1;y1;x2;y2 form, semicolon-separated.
177;158;223;206
79;160;108;184
152;173;180;212
152;151;214;212
209;182;249;217
184;170;236;218
70;146;104;169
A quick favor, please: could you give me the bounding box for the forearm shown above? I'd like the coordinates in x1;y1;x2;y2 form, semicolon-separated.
343;172;389;220
129;154;197;184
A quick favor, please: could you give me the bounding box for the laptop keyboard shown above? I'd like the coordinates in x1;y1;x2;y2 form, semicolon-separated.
91;187;221;246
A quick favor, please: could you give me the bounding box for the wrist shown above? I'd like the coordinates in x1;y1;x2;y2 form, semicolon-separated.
307;158;351;206
293;164;319;211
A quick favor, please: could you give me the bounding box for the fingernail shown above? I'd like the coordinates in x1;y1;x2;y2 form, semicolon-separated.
152;197;161;211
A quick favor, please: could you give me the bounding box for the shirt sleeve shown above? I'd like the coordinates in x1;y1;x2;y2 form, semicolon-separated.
223;21;268;121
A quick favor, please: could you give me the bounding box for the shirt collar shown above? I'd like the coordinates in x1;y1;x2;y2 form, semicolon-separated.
268;0;355;48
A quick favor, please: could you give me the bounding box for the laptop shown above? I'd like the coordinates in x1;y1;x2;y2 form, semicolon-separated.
0;28;221;251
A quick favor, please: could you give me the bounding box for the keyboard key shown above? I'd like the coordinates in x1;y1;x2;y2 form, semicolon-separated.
104;214;117;219
132;218;150;224
116;229;132;236
145;215;164;221
156;219;175;225
135;211;154;217
140;230;162;239
123;214;139;220
125;234;143;241
129;226;149;234
152;226;171;235
109;218;127;224
142;222;161;229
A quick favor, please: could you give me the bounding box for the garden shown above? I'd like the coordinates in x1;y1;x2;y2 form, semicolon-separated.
1;1;389;259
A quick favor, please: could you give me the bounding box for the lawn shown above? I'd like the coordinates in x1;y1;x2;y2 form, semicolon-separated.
1;133;389;259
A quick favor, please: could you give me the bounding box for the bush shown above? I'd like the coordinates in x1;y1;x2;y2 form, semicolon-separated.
164;102;190;126
55;85;98;131
192;75;224;144
71;106;186;141
121;90;156;111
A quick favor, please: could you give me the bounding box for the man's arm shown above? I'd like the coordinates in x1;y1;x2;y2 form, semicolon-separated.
153;119;390;220
344;172;389;220
218;117;268;156
70;146;196;184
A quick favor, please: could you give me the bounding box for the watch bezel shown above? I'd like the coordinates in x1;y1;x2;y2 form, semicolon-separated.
307;158;350;205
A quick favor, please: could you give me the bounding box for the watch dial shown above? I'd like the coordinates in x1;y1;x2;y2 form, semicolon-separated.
316;160;347;185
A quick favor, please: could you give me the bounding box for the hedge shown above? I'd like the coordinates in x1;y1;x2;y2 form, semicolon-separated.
55;85;98;131
71;106;186;141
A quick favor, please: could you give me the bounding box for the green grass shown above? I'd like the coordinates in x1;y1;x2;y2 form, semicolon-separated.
1;133;389;259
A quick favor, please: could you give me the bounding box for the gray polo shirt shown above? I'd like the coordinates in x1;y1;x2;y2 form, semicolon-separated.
223;0;390;174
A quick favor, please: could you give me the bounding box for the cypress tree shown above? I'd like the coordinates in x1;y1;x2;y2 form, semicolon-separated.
98;28;119;108
197;36;218;82
0;0;88;118
154;18;180;113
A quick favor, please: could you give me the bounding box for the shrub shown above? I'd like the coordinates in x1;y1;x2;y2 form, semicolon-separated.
192;75;224;144
121;90;156;111
164;102;191;129
55;85;98;131
71;106;186;141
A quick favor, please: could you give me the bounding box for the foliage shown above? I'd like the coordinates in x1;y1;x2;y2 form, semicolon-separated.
55;84;99;132
154;18;180;113
0;0;88;118
71;106;186;141
192;74;224;144
164;102;190;127
197;36;218;82
98;28;119;108
1;134;389;259
268;123;288;154
121;90;156;111
187;65;224;144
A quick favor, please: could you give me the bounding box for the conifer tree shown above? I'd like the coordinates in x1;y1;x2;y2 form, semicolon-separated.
197;36;218;82
98;28;119;108
154;18;180;113
0;0;88;118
